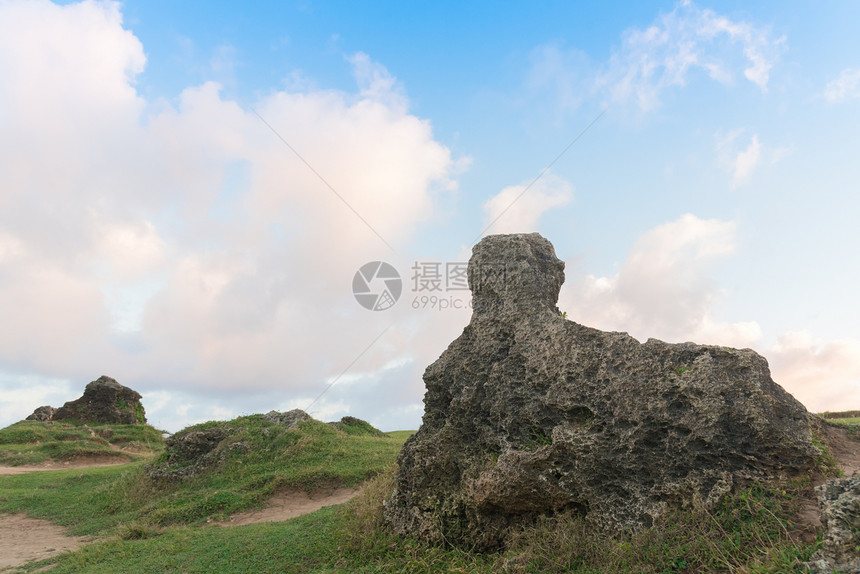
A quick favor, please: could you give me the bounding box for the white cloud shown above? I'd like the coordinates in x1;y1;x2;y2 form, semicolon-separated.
482;174;573;235
768;331;860;413
715;130;776;187
531;1;784;114
0;0;463;430
559;214;756;346
732;133;762;186
96;220;167;281
347;51;407;111
823;67;860;103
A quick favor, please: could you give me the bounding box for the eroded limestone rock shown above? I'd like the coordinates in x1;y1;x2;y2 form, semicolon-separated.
146;426;230;481
384;232;819;551
807;477;860;574
52;376;146;425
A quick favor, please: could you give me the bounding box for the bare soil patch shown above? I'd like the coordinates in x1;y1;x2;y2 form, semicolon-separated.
220;486;362;526
822;424;860;478
0;514;89;570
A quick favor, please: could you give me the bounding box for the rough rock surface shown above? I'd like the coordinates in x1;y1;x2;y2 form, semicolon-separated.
807;477;860;573
384;232;819;551
146;426;230;481
263;409;310;429
52;376;146;424
25;406;55;422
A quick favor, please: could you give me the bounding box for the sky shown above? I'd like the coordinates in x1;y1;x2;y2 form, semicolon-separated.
1;0;859;433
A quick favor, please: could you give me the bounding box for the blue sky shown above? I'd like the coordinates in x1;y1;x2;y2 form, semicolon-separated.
1;0;858;432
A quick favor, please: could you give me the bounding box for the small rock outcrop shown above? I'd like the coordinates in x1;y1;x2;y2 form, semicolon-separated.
25;405;55;422
384;233;819;551
807;477;860;574
147;426;230;481
263;409;310;429
52;376;146;424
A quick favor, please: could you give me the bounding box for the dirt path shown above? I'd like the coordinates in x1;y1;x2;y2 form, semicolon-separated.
0;514;90;570
823;425;860;478
220;486;362;526
0;456;130;475
0;479;361;569
791;423;860;542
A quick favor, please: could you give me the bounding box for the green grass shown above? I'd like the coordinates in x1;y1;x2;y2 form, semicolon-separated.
12;468;822;573
133;415;407;528
3;415;852;573
818;409;860;438
0;463;147;535
0;414;407;537
817;410;860;420
0;420;165;466
824;417;860;426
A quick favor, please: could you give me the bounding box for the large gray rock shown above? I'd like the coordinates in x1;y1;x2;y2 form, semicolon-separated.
384;232;819;551
807;477;860;574
52;376;146;424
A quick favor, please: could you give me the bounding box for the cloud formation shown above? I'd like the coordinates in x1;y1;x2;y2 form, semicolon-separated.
714;130;784;188
481;174;573;236
599;1;783;110
732;133;762;186
0;0;461;430
559;214;760;347
823;68;860;103
768;331;860;412
529;1;784;114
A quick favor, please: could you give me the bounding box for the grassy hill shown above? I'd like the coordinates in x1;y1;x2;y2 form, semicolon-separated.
0;414;408;537
0;411;857;572
0;419;165;466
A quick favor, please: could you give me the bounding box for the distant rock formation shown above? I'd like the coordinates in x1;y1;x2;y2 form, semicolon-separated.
25;405;55;422
50;376;146;424
384;232;819;551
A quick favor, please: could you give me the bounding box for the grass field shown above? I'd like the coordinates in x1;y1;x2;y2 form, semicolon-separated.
1;411;856;572
824;417;860;426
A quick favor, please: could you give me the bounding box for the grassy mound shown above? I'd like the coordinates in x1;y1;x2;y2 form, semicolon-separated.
135;413;406;526
0;413;410;538
0;419;165;466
